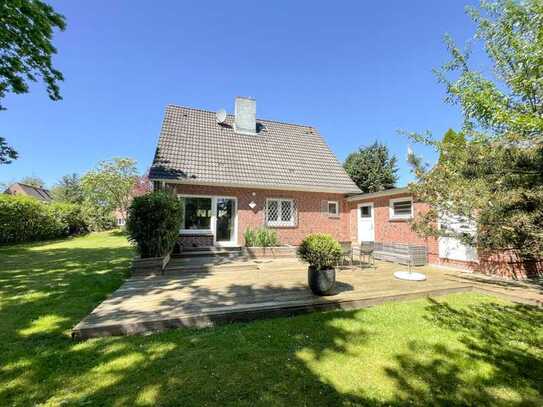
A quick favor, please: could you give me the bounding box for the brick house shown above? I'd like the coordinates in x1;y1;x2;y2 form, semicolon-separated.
148;97;540;279
4;182;53;203
347;187;541;279
346;187;477;269
149;97;361;249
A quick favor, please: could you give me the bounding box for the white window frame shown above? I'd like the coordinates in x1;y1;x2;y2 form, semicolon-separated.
179;195;214;234
117;218;125;226
177;194;238;246
266;198;296;227
389;197;413;220
327;200;339;217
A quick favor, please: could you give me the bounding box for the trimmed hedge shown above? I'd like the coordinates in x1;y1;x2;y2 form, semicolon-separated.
0;195;88;244
297;233;342;270
126;192;184;258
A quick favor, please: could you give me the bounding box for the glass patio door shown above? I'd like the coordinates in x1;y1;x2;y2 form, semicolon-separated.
215;198;236;245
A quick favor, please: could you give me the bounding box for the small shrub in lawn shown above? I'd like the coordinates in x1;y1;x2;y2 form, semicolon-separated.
126;192;183;258
297;233;342;270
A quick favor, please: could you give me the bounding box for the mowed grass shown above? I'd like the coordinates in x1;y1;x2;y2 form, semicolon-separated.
0;232;542;406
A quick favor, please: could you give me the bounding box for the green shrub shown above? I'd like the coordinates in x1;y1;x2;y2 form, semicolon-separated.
49;202;88;235
126;192;184;258
81;202;115;232
0;195;88;244
244;227;280;247
243;228;256;247
297;233;342;270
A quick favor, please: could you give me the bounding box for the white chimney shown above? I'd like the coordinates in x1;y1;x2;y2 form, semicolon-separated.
234;96;256;135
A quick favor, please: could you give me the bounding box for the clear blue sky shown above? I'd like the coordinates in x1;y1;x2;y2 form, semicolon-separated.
1;0;481;188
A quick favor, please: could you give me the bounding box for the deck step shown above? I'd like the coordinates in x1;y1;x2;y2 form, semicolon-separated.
173;247;243;258
163;263;259;276
180;246;242;252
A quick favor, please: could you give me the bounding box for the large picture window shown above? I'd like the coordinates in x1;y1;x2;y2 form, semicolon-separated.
182;197;212;230
266;198;296;227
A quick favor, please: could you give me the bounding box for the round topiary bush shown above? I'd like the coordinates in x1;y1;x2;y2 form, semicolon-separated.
297;233;342;295
126;192;184;258
297;233;342;270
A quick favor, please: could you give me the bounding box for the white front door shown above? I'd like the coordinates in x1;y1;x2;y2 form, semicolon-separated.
357;203;374;242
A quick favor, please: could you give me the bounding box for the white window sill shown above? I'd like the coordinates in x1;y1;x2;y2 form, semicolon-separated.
180;230;213;235
389;216;412;222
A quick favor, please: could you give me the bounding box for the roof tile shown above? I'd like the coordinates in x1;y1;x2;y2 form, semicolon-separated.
149;106;361;194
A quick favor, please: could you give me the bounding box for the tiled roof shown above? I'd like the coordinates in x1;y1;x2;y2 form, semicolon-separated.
149;106;361;194
9;183;53;202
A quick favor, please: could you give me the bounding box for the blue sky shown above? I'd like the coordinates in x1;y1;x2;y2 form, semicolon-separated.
1;0;480;188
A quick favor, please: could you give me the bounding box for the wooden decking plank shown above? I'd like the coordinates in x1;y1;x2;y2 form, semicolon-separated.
72;259;542;340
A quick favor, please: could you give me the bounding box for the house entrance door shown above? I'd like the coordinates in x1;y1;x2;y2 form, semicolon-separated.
215;198;237;246
357;203;375;242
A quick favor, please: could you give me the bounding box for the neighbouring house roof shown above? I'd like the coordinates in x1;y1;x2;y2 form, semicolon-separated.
4;183;53;203
346;186;411;202
149;105;361;194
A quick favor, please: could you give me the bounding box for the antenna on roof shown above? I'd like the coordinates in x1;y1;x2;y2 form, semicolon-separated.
216;109;227;124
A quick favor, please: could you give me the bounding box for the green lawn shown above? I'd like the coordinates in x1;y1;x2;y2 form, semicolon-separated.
0;232;542;406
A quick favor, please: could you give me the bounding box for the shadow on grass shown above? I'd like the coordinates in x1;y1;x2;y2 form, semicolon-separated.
385;298;543;405
0;233;542;405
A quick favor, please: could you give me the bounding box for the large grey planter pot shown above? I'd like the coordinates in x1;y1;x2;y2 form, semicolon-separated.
308;266;336;296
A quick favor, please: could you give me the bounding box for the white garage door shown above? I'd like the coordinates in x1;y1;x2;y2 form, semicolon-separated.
438;213;478;262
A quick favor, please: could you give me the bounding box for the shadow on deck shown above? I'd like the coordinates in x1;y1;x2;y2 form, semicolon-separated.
73;258;542;339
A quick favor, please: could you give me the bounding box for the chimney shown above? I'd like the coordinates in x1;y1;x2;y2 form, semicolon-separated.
234;96;256;135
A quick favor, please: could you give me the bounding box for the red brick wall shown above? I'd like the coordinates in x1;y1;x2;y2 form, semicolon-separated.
173;184;350;246
348;192;543;279
178;234;214;250
348;192;437;246
478;250;543;279
348;192;476;270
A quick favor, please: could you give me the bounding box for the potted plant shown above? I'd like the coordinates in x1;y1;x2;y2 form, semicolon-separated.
297;233;342;295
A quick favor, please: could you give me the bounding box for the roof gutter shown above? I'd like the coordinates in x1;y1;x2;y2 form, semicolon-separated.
346;187;411;202
150;178;361;195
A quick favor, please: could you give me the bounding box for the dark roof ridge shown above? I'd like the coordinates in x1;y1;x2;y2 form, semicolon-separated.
15;182;50;191
166;104;314;128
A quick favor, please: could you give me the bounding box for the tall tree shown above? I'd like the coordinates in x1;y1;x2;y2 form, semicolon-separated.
344;141;398;193
132;174;152;197
407;0;543;259
20;175;44;188
0;136;18;164
0;0;67;163
81;158;139;219
51;173;84;204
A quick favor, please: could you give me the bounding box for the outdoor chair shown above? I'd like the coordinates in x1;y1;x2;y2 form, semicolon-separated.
354;241;375;268
338;241;353;267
